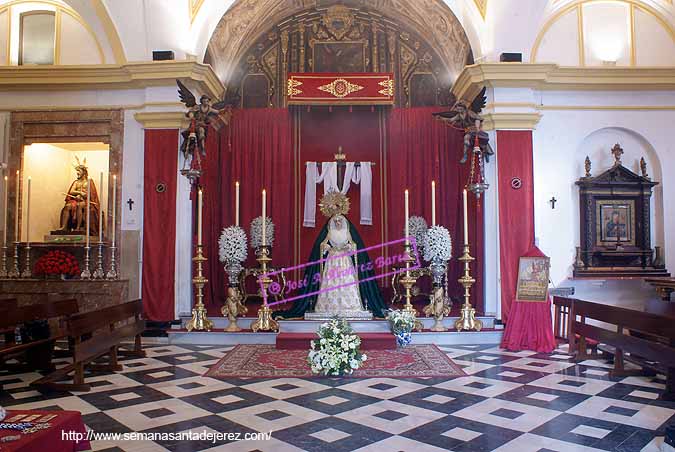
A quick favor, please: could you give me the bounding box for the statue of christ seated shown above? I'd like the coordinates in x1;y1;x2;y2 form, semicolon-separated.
273;192;386;320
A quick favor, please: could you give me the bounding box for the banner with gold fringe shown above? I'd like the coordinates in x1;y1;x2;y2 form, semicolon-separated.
286;73;394;105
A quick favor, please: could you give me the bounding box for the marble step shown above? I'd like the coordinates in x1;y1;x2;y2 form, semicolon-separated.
276;332;397;350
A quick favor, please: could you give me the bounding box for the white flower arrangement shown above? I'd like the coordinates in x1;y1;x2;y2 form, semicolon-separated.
308;318;367;376
218;226;248;263
405;216;429;251
250;216;275;249
423;225;452;262
386;309;417;334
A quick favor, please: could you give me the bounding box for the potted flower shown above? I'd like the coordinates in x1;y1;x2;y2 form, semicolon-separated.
308;318;367;376
33;250;80;279
387;309;417;346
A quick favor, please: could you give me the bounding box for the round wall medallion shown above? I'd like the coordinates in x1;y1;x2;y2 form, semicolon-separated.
510;177;523;190
155;183;167;193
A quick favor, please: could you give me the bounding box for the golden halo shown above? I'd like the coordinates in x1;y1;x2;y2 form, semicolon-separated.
319;191;350;218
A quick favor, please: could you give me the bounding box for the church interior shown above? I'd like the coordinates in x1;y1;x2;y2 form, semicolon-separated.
0;0;674;451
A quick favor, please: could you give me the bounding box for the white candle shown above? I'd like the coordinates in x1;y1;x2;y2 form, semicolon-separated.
261;189;266;246
111;175;116;246
235;181;240;227
197;188;203;246
404;189;409;244
85;178;91;247
431;180;436;227
14;170;19;242
463;188;469;245
25;177;31;244
98;172;104;242
3;176;7;246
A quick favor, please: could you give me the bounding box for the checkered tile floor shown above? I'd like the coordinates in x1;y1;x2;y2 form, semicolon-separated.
1;342;673;451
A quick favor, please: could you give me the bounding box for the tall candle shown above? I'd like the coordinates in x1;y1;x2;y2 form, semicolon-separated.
98;172;104;242
197;188;203;246
261;189;266;246
404;189;409;244
235;181;240;227
111;175;117;246
3;176;7;246
14;170;19;242
431;180;436;227
463;188;468;245
85;178;91;247
25;177;31;244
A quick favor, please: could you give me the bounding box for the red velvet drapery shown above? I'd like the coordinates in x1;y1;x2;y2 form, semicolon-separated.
497;130;535;322
201;109;294;313
388;107;484;312
142;129;179;321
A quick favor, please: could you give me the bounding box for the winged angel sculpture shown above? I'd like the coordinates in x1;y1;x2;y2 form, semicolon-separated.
176;80;238;172
433;87;493;164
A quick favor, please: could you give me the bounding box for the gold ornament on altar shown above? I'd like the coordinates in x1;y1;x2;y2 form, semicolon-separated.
319;191;350;218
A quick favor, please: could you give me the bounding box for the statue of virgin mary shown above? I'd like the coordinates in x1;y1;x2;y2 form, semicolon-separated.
273;192;386;319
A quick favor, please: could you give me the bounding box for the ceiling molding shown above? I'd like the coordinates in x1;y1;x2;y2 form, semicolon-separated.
453;63;675;101
482;112;542;131
91;0;127;64
134;111;187;129
0;61;224;99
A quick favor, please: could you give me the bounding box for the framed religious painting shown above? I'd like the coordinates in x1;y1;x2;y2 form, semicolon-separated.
515;256;550;302
596;200;635;246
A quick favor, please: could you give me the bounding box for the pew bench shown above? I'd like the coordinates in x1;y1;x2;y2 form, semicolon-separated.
558;296;675;401
32;299;146;392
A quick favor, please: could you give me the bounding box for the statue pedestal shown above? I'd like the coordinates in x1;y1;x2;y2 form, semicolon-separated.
304;310;373;321
44;234;96;243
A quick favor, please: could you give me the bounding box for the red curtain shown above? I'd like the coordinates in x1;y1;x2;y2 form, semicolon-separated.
142;129;178;321
388;107;484;312
497;130;535;321
201;109;293;313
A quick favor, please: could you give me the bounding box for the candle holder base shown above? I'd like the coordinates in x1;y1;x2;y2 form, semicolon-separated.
20;245;32;278
454;244;482;332
251;304;278;333
92;242;105;279
0;245;8;278
80;246;92;280
105;245;118;279
8;242;20;278
454;303;482;332
186;245;213;332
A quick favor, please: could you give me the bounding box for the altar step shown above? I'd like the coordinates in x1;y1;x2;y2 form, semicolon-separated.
276;332;396;350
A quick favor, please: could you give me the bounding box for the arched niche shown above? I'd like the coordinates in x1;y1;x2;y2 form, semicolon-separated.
573;127;664;263
204;0;475;108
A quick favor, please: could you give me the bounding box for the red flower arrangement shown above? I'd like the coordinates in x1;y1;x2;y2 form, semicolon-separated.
34;250;80;277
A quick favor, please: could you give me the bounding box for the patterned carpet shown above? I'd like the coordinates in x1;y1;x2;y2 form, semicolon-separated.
205;344;466;378
0;342;673;451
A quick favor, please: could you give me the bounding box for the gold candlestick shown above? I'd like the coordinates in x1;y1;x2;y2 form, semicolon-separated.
251;245;279;332
455;244;482;331
186;244;214;332
399;242;423;332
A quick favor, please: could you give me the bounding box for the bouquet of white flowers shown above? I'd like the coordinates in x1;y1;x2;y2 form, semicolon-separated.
308;318;367;376
406;216;429;252
218;226;248;263
423;225;452;262
250;216;275;249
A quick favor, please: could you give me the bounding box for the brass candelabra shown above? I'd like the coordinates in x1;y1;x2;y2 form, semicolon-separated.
399;242;423;332
251;245;279;332
454;243;482;331
20;244;32;278
8;242;20;278
186;244;214;331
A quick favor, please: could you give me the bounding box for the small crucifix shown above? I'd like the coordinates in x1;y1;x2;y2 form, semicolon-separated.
549;197;557;209
611;143;624;166
127;198;135;211
334;146;375;192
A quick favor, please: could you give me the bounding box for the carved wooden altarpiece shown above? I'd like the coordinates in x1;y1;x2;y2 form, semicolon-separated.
574;145;669;278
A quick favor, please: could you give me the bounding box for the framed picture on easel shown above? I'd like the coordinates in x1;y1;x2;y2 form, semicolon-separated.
515;256;550;302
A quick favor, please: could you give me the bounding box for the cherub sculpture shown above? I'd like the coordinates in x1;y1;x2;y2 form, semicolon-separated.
221;286;247;332
433;87;494;164
176;80;238;170
424;286;451;332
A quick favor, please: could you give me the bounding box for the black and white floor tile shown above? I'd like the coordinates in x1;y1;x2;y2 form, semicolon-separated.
0;342;673;451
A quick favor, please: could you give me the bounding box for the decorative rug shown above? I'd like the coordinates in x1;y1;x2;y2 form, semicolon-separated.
204;344;466;378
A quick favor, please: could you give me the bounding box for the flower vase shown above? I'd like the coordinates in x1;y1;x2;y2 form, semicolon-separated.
224;261;243;287
394;330;412;347
429;257;447;287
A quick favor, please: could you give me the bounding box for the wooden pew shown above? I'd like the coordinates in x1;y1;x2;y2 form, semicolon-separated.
0;299;79;373
561;296;675;401
552;296;599;357
32;299;146;392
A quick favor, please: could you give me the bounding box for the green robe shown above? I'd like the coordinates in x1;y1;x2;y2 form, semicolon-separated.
272;218;387;319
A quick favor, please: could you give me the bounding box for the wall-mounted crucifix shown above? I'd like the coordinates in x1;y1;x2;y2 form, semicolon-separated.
334;146;375;191
549;197;557;209
127;198;135;211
